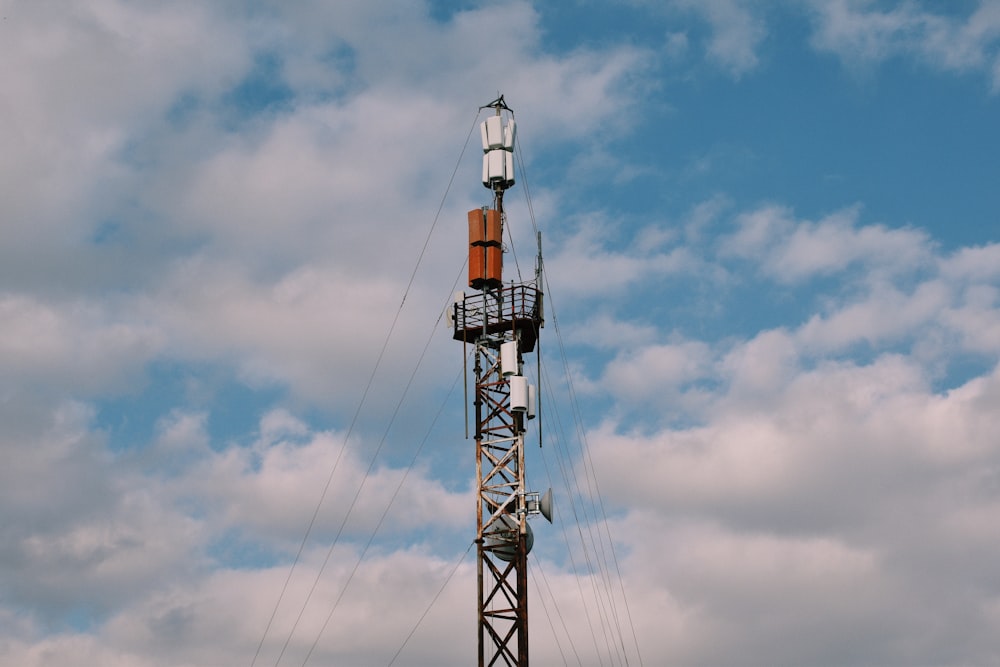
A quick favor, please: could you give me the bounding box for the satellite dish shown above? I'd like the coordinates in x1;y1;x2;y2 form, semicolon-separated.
539;488;553;523
484;514;533;561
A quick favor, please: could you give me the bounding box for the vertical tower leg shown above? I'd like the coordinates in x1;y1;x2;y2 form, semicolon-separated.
474;337;527;667
517;533;529;665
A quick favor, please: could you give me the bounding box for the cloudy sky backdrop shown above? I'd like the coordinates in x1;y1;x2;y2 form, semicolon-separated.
3;1;1000;665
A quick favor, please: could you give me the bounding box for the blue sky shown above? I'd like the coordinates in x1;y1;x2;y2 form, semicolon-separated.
3;1;1000;665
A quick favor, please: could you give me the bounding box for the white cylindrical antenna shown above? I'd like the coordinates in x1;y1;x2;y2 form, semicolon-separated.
501;340;518;376
527;383;536;420
510;375;529;412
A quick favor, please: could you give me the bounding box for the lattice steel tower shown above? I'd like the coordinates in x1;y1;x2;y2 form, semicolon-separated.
451;96;550;667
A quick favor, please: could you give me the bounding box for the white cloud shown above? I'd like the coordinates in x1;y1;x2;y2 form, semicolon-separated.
0;400;206;626
0;5;649;654
153;410;209;453
184;414;470;545
34;1;648;409
602;338;714;399
720;327;799;399
720;204;932;283
3;1;1000;665
543;192;1000;660
583;353;1000;662
616;512;893;664
144;260;418;402
0;294;163;394
807;0;1000;89
0;1;249;280
545;213;703;298
2;549;479;667
942;285;1000;353
712;207;1000;364
0;395;476;663
939;242;1000;281
797;279;951;350
564;312;660;349
668;0;768;76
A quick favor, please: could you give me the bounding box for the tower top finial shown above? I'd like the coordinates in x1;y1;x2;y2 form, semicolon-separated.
479;94;513;114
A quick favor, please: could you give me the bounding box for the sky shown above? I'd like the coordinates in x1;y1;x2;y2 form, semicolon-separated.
2;0;1000;665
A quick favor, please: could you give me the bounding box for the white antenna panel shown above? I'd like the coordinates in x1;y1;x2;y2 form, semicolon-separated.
503;118;516;150
483;116;504;150
482;150;515;187
527;383;536;420
489;150;506;178
480;121;490;152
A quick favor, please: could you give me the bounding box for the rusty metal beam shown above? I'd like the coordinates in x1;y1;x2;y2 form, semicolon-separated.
474;335;527;667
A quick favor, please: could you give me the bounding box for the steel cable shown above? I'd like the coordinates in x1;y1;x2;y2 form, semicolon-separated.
253;108;481;667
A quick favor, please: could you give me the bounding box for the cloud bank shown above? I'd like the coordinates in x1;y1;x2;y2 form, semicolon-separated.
2;1;999;666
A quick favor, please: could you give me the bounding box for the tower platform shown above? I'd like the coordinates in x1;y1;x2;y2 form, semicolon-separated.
452;283;543;352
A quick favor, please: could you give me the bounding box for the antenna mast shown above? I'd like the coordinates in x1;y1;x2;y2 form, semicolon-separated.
452;96;549;667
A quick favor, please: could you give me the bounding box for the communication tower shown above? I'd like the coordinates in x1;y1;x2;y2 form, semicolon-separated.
452;96;550;667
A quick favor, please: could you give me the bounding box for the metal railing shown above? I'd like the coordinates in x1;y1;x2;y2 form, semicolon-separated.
453;283;543;350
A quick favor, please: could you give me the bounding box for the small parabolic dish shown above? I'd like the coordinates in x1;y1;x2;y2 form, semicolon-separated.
484;514;533;562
